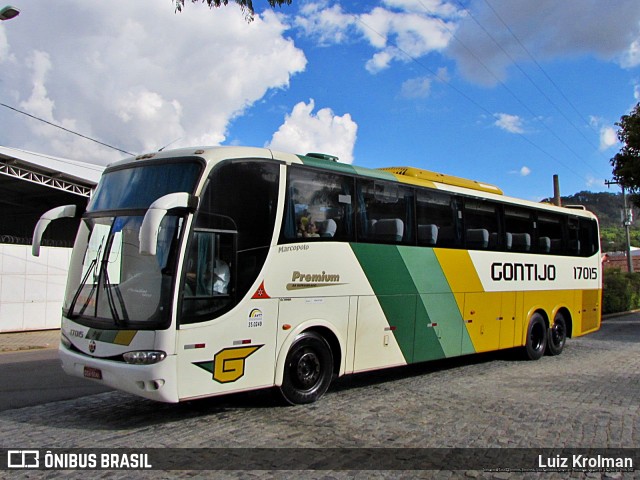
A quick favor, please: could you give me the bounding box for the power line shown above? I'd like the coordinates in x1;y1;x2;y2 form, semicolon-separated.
355;9;589;183
449;0;602;177
480;0;603;139
0;102;135;156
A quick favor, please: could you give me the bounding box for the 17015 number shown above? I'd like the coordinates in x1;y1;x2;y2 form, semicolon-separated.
573;266;598;280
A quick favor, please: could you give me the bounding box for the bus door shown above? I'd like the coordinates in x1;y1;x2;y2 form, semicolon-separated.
175;229;279;400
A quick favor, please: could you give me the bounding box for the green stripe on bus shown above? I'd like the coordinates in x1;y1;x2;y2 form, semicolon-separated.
397;247;474;358
298;155;398;182
351;243;417;361
351;244;475;363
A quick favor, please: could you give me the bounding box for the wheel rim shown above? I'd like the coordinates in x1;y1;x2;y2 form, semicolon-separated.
530;323;545;351
291;349;321;391
551;321;565;347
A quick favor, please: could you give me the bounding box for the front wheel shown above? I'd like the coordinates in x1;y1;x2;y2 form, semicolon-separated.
280;332;334;405
547;312;567;356
522;313;547;360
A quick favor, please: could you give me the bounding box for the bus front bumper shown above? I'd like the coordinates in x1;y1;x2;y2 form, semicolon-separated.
59;345;179;403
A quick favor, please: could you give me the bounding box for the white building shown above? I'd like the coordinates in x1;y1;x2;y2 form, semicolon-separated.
0;146;104;332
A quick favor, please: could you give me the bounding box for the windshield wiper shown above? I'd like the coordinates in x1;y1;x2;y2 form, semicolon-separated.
67;242;103;319
102;263;129;326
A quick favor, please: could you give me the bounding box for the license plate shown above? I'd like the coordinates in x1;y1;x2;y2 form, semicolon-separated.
83;366;103;380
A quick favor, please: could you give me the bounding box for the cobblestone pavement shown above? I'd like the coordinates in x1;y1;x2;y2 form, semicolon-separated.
1;316;639;479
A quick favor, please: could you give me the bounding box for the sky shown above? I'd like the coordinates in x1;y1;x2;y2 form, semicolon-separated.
1;0;640;200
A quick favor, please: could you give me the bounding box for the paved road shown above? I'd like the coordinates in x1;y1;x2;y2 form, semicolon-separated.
1;315;639;478
0;349;111;412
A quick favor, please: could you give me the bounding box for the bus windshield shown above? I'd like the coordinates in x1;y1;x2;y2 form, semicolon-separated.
64;160;203;328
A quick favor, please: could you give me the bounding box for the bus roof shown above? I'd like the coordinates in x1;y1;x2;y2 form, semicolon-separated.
109;146;597;220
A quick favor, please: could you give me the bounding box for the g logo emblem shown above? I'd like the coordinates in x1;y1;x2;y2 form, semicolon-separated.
89;340;96;353
193;345;263;384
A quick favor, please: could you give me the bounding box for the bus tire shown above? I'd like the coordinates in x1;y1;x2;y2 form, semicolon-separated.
280;331;333;405
547;312;567;356
523;313;547;360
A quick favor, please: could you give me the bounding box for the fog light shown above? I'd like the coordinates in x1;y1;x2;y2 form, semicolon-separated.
123;351;167;365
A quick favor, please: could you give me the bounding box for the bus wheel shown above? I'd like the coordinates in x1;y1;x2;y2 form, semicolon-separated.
547;312;567;356
523;313;547;360
280;331;333;405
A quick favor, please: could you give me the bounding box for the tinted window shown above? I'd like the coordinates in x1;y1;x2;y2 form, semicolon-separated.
579;218;599;257
504;207;534;252
181;160;280;324
198;161;279;251
89;160;202;211
357;180;414;244
537;213;564;254
416;190;461;248
464;199;500;250
281;167;354;242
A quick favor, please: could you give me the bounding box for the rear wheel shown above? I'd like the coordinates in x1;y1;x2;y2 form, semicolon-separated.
547;312;567;356
280;332;333;405
523;313;547;360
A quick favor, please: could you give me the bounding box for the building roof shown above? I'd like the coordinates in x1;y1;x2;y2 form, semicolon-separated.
0;145;104;189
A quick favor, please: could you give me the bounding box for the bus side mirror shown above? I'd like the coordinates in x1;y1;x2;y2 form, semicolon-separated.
139;192;198;256
32;205;77;257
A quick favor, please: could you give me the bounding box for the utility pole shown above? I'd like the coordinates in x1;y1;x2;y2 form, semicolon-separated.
605;180;634;273
553;174;561;207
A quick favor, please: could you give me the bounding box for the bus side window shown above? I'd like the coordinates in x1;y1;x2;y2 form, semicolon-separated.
580;218;599;257
416;190;461;248
463;199;500;250
504;207;534;252
356;179;414;244
567;217;581;256
537;214;564;255
281;168;353;242
181;231;235;323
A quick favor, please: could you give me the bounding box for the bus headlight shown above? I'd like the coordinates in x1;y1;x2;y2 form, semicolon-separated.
123;351;167;365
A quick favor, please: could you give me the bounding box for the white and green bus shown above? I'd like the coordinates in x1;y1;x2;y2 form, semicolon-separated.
32;146;601;404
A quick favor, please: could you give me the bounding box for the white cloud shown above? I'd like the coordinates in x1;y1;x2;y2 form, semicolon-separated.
494;113;524;134
0;2;306;164
448;0;640;85
382;0;460;17
295;2;458;74
20;50;55;121
620;39;640;68
585;175;605;189
400;76;433;99
294;2;354;44
358;7;454;72
267;99;358;164
294;1;640;86
599;126;619;151
509;165;531;176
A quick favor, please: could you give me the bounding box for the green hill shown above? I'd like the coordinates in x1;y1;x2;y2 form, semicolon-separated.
542;191;640;251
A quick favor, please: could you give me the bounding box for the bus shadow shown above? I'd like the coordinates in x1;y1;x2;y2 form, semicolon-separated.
330;348;519;394
9;350;523;433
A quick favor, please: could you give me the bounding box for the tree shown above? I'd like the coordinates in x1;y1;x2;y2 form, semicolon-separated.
611;103;640;193
175;0;292;21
